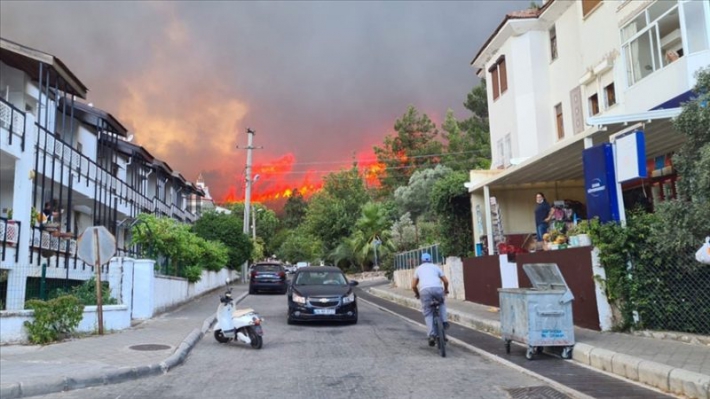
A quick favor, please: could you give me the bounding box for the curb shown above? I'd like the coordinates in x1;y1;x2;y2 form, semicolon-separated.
368;287;710;399
0;290;248;399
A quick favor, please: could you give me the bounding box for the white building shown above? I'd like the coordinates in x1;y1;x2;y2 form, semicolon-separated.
0;38;204;310
466;0;710;253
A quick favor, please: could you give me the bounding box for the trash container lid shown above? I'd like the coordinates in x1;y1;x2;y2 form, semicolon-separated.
523;263;569;291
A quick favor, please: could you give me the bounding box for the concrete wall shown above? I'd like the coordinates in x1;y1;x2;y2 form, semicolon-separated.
0;257;239;343
392;257;466;301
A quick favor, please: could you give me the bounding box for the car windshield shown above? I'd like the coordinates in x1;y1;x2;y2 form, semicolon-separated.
295;271;347;286
254;265;281;272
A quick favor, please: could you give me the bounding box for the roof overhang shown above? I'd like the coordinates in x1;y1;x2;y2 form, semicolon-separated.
0;38;88;99
60;99;128;136
467;108;685;193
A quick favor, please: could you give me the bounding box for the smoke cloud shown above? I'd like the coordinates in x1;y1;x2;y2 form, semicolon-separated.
1;1;528;202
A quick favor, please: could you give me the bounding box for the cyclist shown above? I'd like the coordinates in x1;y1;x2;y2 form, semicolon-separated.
412;252;449;346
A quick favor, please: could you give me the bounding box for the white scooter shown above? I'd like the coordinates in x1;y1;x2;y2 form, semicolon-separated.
213;285;264;349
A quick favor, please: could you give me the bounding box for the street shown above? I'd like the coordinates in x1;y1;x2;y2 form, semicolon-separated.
34;290;569;399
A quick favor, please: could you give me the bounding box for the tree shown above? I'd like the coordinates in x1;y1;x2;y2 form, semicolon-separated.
441;109;489;171
394;165;452;243
277;228;323;263
192;211;253;269
430;171;474;257
302;167;370;255
373;106;443;195
282;190;308;229
651;67;710;252
390;212;417;251
332;202;394;272
457;80;491;169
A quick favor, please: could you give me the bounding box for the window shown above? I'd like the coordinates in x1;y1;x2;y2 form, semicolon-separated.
504;134;512;167
496;138;504;169
621;1;685;85
604;83;616;107
489;56;508;100
554;103;564;140
588;93;600;116
582;0;601;17
549;26;558;61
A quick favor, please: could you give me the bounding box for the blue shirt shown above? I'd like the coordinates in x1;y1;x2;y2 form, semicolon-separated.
415;263;444;290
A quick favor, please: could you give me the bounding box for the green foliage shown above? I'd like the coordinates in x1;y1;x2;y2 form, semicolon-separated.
302;167;369;254
458;80;491;169
430;171;473;257
277;228;323;263
441;109;490;171
373;106;444;195
199;239;230;272
191;211;252;269
282;191;308;229
394;165;452;223
50;277;117;306
180;265;201;283
24;295;84;344
336;202;395;271
390;212;417;251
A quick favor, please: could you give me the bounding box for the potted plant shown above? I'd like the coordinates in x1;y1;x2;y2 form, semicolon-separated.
574;220;593;246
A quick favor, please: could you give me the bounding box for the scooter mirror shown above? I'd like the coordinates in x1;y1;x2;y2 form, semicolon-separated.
225;278;231;286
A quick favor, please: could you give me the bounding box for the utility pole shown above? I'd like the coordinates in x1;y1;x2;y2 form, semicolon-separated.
237;128;261;283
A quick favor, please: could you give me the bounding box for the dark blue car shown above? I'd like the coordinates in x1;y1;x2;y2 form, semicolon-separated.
287;266;359;325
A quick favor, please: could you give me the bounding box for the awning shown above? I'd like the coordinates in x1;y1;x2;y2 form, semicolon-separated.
467;108;684;192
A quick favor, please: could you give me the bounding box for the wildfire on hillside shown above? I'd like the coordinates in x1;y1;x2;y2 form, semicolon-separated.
220;151;386;205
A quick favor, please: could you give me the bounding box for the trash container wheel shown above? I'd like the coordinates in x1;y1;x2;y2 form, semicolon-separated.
536;346;544;354
504;339;511;354
561;346;573;359
526;346;535;360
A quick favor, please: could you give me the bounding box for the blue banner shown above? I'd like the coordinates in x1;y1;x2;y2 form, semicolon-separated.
583;143;620;223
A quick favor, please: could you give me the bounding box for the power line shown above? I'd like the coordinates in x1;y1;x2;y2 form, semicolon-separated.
255;149;487;168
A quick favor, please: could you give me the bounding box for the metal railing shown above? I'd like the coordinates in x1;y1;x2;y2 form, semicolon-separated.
0;217;21;262
393;244;444;270
0;98;26;151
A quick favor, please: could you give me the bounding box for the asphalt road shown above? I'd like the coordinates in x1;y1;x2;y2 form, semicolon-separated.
33;290;570;399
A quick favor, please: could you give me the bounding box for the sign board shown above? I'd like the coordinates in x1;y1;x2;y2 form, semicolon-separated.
615;130;647;183
583;143;621;223
77;226;116;266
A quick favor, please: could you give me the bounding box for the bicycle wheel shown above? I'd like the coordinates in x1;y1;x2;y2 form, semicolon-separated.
435;316;446;357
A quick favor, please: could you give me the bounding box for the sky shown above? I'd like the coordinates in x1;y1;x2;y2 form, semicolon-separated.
1;1;530;203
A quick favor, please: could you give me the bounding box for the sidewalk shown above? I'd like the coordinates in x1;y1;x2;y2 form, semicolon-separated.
367;283;710;399
0;284;247;399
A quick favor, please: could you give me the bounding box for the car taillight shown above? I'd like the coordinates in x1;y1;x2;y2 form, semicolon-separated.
251;271;257;279
278;271;286;278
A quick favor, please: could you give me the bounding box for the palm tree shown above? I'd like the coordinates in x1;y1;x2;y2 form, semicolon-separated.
349;202;395;271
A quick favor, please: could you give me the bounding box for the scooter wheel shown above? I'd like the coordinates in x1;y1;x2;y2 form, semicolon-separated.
214;329;230;343
249;328;263;349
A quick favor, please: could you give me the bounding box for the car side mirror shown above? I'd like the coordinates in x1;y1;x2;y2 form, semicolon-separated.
349;280;359;286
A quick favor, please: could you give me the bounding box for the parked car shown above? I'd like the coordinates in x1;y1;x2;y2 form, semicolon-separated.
249;262;288;295
287;266;358;324
283;264;296;274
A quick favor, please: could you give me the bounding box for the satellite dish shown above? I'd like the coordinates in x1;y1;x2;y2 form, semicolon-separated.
126;134;134;142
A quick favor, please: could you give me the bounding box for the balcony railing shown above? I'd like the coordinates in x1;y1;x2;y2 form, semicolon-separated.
0;217;21;262
36;123;155;214
29;225;80;268
0;98;26;151
154;198;170;216
171;204;186;221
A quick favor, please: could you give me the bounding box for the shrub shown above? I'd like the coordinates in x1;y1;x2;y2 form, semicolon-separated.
24;295;84;344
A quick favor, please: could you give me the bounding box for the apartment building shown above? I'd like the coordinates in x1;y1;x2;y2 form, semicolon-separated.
0;38;205;310
466;0;710;253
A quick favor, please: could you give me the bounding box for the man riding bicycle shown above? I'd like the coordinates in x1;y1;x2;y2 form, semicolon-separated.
412;253;450;346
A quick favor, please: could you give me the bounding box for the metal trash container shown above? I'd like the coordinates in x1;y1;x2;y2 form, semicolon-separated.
498;263;575;360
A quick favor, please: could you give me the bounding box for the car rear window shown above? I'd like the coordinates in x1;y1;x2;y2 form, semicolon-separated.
295;271;347;285
254;264;282;272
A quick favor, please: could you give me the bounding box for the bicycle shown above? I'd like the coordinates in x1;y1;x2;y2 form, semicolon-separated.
430;297;447;358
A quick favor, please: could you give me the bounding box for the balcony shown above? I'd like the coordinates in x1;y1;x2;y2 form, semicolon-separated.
0;98;26;154
0;218;20;262
154;198;170;216
171;204;186;221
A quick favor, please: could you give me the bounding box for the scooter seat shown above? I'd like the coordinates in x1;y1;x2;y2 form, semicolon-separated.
232;308;255;318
